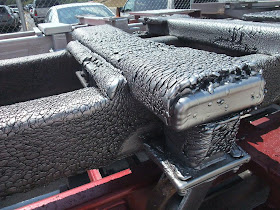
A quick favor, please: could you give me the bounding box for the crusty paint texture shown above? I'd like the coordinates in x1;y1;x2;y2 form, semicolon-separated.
165;115;240;168
0;19;279;197
243;10;280;22
0;49;159;197
145;17;280;105
72;25;269;126
71;26;264;168
0;51;82;106
166;18;280;55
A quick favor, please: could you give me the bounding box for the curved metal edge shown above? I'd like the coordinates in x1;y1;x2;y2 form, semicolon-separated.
171;75;265;131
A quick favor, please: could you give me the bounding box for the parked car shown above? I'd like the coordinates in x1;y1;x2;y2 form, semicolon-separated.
120;0;184;15
0;5;20;32
120;0;216;15
29;5;34;18
8;5;19;22
32;0;59;24
24;4;33;11
45;3;115;24
8;4;19;13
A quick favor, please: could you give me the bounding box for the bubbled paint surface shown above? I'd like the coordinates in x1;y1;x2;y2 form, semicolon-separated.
72;25;266;125
165;115;240;167
243;10;280;22
0;51;82;106
1;20;279;197
167;18;280;55
0;51;159;197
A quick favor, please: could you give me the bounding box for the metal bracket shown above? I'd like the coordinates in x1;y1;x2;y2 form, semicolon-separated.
144;142;250;196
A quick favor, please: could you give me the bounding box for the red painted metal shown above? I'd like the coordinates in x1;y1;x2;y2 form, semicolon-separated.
87;169;102;182
76;185;154;210
17;169;132;210
75;188;132;210
238;111;280;208
238;111;280;165
18;161;161;210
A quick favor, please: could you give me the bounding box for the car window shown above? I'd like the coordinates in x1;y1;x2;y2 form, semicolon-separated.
8;5;17;9
50;10;57;22
57;5;114;24
0;7;8;14
45;10;51;22
46;9;58;23
123;0;136;12
134;0;167;11
7;7;13;14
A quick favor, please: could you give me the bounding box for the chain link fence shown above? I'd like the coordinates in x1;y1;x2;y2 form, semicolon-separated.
0;0;214;34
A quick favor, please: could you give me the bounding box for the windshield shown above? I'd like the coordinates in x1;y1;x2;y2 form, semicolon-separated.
35;0;59;8
57;5;114;24
8;5;17;8
124;0;167;12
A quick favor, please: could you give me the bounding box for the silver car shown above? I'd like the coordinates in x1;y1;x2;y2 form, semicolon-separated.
121;0;187;15
0;5;20;32
8;4;19;13
45;3;115;24
32;0;59;24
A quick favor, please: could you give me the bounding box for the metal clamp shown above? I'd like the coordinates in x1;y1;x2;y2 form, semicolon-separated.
144;142;250;196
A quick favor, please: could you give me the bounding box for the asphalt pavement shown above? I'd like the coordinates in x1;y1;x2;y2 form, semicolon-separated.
22;11;35;31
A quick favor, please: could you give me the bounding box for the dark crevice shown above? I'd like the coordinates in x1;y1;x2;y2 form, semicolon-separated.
0;53;83;106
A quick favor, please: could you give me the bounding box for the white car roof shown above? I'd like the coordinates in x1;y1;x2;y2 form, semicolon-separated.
51;2;104;10
46;2;114;24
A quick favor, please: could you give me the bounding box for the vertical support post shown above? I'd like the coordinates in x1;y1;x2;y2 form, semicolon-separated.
178;181;213;210
16;0;27;31
146;174;213;210
190;0;194;9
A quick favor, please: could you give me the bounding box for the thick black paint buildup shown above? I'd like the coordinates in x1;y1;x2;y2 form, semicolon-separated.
243;10;280;22
72;25;270;127
0;50;160;197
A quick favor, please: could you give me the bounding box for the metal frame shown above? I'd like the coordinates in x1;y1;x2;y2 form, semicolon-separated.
15;160;162;210
192;1;280;19
144;142;250;196
172;75;265;130
0;24;73;60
